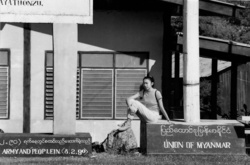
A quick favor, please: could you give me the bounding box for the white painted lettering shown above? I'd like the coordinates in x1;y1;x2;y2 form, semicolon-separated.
2;149;9;154
196;142;231;149
164;140;184;149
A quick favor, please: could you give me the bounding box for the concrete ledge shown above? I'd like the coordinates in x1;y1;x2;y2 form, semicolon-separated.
0;133;92;157
141;120;245;155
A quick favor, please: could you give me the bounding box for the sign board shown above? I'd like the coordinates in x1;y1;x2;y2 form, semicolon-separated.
0;0;93;23
141;121;246;155
0;133;92;157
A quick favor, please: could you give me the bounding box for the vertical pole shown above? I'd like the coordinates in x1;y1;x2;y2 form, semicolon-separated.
231;62;238;119
183;0;200;123
211;59;218;119
23;23;31;133
53;24;77;134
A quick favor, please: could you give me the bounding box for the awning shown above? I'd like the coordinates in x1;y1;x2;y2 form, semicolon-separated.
175;33;250;62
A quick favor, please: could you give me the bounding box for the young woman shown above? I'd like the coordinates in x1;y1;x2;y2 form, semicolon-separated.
118;75;171;130
93;76;170;154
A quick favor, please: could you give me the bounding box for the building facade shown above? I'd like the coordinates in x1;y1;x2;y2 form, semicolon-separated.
0;10;165;143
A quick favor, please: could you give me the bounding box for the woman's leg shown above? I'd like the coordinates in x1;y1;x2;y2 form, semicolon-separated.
119;100;159;129
128;100;159;123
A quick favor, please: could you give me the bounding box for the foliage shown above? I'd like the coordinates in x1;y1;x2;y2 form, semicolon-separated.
171;1;250;44
200;79;223;114
200;79;212;111
171;1;250;117
199;16;242;42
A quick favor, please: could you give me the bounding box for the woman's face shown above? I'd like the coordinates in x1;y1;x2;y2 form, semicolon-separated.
143;79;153;91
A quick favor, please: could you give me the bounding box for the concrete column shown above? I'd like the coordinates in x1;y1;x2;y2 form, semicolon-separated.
23;23;31;133
211;59;218;119
183;0;200;122
53;24;77;134
230;62;238;119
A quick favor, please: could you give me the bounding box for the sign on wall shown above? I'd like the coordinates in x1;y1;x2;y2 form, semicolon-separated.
0;0;93;23
0;133;92;157
141;122;246;155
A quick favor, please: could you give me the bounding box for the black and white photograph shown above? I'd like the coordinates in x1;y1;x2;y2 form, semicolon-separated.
1;0;250;164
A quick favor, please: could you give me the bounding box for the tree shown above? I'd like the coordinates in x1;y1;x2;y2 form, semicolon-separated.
171;1;250;44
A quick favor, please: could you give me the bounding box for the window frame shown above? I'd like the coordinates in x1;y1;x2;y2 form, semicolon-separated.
80;68;114;119
44;51;81;120
115;69;147;119
44;51;54;120
0;49;10;120
44;51;149;120
78;51;149;120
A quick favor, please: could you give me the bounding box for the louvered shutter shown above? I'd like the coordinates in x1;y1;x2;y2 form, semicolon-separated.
115;69;146;118
44;51;80;120
45;68;54;119
0;67;9;118
44;68;80;119
81;69;113;119
76;69;80;119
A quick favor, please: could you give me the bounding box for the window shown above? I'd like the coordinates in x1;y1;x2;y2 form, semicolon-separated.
115;69;146;118
0;50;10;119
44;51;148;119
44;52;54;119
79;52;148;119
81;69;113;118
44;52;80;119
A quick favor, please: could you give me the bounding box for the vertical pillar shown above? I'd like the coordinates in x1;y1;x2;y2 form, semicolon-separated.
23;23;31;133
174;51;180;106
162;6;174;113
231;62;238;119
183;0;200;123
211;59;218;119
53;24;77;134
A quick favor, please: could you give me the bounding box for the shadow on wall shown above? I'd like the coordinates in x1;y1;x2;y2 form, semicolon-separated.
2;10;165;89
77;11;164;89
0;23;53;36
0;23;5;30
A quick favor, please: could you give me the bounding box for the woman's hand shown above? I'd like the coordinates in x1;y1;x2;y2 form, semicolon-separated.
167;119;174;125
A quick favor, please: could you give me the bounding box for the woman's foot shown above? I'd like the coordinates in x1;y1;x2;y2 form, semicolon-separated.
118;119;131;131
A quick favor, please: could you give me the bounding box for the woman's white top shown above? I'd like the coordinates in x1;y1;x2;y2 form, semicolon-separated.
139;88;162;114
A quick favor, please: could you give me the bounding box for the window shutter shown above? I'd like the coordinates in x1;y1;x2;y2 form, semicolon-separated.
115;69;146;118
45;68;54;119
0;67;9;118
76;69;80;119
81;69;113;119
44;68;80;119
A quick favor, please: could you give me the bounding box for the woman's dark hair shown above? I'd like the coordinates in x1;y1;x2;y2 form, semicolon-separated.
143;75;155;87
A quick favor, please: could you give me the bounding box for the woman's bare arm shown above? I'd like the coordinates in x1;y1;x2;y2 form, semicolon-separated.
158;99;171;121
126;92;140;106
156;91;171;121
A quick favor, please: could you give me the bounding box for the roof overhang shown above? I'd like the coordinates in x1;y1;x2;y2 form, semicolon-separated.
161;0;245;17
175;34;250;63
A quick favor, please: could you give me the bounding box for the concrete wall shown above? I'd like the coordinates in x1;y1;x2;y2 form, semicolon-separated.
77;11;164;89
0;23;24;133
0;11;165;144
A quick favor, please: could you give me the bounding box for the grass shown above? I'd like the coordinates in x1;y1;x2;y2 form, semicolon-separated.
0;152;250;165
